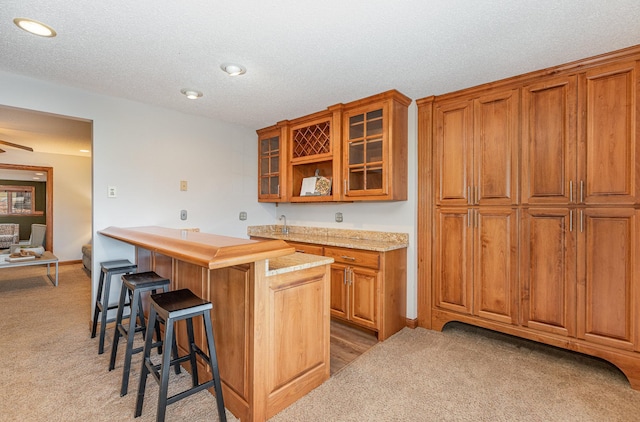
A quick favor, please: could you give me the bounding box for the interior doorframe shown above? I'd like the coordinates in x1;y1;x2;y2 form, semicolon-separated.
0;163;53;252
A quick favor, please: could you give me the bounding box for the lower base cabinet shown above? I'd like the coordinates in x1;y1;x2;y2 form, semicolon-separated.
433;206;640;389
287;241;407;341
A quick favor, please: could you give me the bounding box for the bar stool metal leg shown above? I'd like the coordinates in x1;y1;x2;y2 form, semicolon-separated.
90;260;137;354
134;288;226;422
203;306;226;421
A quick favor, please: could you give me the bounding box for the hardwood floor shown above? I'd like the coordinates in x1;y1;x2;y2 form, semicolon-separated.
330;320;378;375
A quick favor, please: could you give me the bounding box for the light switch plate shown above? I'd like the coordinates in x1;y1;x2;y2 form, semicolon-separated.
180;209;187;220
180;180;188;191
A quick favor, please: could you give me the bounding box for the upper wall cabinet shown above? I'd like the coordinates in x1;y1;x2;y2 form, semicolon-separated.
257;90;410;203
257;124;287;202
342;90;411;201
287;106;343;202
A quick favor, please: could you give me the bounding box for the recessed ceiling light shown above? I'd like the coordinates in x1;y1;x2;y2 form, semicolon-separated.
13;18;57;37
180;89;203;100
220;63;246;76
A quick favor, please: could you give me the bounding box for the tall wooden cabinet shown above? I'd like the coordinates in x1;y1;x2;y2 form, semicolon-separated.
418;44;640;390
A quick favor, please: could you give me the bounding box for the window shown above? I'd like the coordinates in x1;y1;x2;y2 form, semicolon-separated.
0;185;42;216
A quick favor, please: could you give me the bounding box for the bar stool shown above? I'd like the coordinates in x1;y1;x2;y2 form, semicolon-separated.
109;271;175;397
135;288;226;422
91;260;138;354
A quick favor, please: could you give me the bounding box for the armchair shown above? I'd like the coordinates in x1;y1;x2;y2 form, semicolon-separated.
0;223;20;249
19;223;46;248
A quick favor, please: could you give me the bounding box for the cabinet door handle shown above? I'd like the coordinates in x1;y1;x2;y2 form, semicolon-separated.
340;255;356;261
343;267;348;285
569;180;573;203
580;210;584;233
580;180;584;204
569;209;573;232
467;209;471;228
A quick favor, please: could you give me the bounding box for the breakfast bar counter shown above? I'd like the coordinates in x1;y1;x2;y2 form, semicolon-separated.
99;226;334;422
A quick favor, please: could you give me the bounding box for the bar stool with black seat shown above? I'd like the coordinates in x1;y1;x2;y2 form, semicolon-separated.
135;288;226;422
109;271;176;397
91;260;138;354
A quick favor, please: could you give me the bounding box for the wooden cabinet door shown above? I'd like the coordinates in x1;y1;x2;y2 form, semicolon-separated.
473;89;519;206
579;60;639;205
577;208;640;351
349;266;379;330
520;208;577;336
473;207;519;324
434;99;473;206
521;76;578;205
434;208;473;315
257;126;285;202
330;263;349;320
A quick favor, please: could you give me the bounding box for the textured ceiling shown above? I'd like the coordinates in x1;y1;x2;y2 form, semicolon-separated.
1;0;640;154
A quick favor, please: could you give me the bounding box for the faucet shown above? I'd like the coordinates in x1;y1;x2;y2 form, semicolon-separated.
279;214;289;235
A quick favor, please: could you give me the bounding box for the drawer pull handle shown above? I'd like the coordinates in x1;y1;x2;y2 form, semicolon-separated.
340;255;356;261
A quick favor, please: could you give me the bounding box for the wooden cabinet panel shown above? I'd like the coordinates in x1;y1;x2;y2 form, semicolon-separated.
435;89;518;206
473;208;518;324
434;208;473;314
324;246;379;269
257;125;286;202
435;99;473;206
580;60;639;205
521;76;578;205
286;241;323;256
521;208;577;336
578;208;640;351
349;266;379;330
474;89;519;206
329;264;349;319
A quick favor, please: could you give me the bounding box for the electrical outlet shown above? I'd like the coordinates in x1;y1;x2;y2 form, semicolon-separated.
180;180;188;191
107;186;117;198
180;209;187;220
239;211;247;221
335;212;343;223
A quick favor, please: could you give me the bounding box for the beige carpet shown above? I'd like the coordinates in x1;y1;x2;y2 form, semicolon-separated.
1;264;639;421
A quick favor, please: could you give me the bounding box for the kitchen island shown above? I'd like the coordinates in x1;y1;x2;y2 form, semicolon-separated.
98;226;334;422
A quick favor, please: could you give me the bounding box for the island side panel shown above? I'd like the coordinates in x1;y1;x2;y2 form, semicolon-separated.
265;263;331;419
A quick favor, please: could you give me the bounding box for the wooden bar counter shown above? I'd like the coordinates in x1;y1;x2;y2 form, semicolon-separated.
99;226;334;421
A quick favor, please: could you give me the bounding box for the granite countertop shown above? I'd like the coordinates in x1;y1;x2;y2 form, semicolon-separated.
248;225;409;252
266;252;334;276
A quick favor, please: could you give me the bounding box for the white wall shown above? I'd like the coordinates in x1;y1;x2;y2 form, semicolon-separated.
0;70;419;321
0;150;91;260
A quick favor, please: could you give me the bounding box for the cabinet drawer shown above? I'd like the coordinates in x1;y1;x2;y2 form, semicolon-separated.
324;246;379;269
287;241;324;255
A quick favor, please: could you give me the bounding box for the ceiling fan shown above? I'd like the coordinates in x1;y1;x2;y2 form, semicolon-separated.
0;140;33;153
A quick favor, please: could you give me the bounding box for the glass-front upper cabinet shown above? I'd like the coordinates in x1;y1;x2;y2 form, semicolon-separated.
342;90;410;201
257;124;286;202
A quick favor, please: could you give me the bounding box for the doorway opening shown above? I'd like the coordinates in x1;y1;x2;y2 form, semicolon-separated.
0;163;53;251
